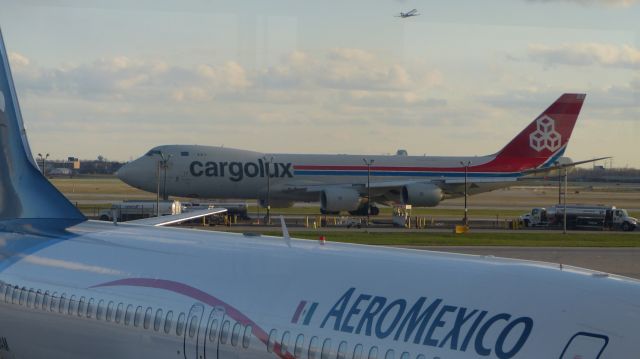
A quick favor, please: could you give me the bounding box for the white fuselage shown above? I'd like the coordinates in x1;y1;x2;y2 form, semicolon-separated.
0;221;638;358
117;145;514;203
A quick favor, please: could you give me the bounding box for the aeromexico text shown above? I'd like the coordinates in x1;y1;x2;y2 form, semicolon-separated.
189;160;293;181
318;288;533;359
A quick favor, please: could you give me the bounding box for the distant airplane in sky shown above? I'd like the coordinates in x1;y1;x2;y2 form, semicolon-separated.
2;27;640;359
117;94;602;215
396;9;420;18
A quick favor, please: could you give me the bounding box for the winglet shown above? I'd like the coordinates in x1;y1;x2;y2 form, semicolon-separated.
280;215;291;247
0;28;86;233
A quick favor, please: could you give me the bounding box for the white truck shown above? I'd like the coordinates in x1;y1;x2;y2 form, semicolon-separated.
521;204;637;231
98;200;182;222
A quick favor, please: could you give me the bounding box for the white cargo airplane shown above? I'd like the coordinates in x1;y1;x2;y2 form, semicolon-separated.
1;29;639;359
118;93;594;215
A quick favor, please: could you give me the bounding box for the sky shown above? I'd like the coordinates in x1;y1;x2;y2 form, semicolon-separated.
0;0;638;167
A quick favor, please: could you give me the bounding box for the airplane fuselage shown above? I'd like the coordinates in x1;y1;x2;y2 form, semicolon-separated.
1;221;638;358
118;145;518;203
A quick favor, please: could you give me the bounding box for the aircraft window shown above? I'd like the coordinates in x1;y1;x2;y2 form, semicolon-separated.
124;304;134;326
243;326;252;349
294;334;305;358
231;322;242;347
321;338;332;359
353;344;364;359
384;349;395;359
337;341;348;359
34;289;42;308
78;297;86;316
368;346;379;359
19;287;27;306
164;311;174;334
181;151;189;156
208;319;219;342
154;309;163;331
115;303;124;324
308;336;319;359
134;306;143;327
281;331;291;354
146;150;161;156
3;284;10;303
58;293;67;313
176;312;186;336
86;298;95;318
144;307;153;330
267;329;277;353
42;291;51;310
49;292;58;312
415;355;425;359
68;295;77;315
106;301;115;322
97;300;105;320
399;352;410;359
27;289;35;308
220;320;230;344
188;314;198;338
10;286;18;305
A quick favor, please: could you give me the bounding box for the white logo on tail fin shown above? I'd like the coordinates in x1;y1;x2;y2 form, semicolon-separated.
529;115;561;152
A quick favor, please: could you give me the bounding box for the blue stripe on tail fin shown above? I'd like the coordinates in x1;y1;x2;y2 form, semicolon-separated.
0;28;85;234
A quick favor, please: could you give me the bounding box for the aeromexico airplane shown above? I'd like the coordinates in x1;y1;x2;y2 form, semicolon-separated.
119;93;593;215
1;29;639;359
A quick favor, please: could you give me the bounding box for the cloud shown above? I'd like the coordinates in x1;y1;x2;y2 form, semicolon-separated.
527;43;640;69
525;0;639;7
9;52;30;67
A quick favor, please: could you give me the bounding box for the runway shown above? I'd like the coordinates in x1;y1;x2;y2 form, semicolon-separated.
402;246;640;279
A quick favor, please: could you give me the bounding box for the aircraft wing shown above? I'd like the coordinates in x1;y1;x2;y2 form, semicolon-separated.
279;177;516;199
126;208;227;227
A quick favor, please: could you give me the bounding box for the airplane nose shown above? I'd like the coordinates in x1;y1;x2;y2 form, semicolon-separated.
116;163;129;182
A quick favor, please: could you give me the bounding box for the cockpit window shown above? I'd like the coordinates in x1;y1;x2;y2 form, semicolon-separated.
181;151;189;156
146;150;162;157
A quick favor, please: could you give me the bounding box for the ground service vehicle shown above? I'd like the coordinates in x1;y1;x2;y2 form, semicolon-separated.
521;204;637;231
98;200;182;221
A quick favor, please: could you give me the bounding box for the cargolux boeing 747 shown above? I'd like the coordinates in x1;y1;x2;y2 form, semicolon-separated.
118;93;598;215
1;29;639;359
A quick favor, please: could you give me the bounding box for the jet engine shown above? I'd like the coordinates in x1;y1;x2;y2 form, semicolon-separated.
321;188;362;213
401;183;443;207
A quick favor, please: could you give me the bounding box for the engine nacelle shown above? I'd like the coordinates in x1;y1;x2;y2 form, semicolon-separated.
321;188;362;213
402;183;443;207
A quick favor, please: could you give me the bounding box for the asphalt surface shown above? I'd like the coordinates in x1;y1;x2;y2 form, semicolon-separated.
404;246;640;280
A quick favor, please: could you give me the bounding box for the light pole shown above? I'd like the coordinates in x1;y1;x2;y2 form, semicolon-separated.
363;158;374;227
263;156;274;225
460;161;471;226
37;153;49;176
160;152;171;201
154;151;171;216
563;167;568;234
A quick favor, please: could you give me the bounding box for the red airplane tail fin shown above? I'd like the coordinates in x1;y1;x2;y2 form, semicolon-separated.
485;93;586;172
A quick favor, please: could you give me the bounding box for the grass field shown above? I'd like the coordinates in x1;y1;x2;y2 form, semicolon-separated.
53;177;640;217
243;230;640;247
